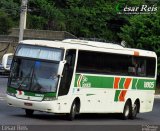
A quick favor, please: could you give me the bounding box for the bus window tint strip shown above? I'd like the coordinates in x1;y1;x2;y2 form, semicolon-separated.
76;51;156;78
16;45;63;61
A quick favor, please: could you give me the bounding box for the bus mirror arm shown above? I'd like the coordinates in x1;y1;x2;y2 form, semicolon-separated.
57;60;66;77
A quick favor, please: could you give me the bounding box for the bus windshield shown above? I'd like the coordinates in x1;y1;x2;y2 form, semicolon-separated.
9;58;59;93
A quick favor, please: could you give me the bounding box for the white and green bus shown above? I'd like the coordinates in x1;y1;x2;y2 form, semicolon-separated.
6;39;157;120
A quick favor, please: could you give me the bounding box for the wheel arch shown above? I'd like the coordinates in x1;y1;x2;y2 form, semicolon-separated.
125;98;132;107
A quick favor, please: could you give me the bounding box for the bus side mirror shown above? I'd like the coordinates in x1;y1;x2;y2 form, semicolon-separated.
2;53;13;71
57;60;66;77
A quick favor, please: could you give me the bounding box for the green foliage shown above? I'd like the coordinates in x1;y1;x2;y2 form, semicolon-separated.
0;0;20;20
0;11;13;35
0;0;160;75
65;0;122;40
28;0;65;30
27;15;46;30
119;12;160;73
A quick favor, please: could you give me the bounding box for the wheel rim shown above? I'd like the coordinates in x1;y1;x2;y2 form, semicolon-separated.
71;103;76;118
132;104;138;117
125;105;130;117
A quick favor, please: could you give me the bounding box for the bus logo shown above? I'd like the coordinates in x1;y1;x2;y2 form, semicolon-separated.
77;75;91;88
27;97;30;100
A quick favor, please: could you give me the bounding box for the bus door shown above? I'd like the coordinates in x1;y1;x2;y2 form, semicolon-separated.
58;50;76;96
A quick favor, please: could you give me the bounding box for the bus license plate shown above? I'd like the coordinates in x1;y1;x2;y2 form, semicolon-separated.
24;102;32;106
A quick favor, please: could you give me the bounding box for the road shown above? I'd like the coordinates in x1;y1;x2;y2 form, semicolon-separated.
0;75;8;97
0;75;160;131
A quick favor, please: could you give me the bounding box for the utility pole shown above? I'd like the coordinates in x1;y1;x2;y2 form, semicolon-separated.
19;0;28;42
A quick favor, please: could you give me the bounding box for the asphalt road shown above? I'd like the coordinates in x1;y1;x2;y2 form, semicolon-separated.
0;75;160;131
0;75;8;97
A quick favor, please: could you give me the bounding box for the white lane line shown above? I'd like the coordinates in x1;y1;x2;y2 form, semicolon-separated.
0;97;5;101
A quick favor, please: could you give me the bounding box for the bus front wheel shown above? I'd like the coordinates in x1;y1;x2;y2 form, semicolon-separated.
25;109;34;117
67;101;78;121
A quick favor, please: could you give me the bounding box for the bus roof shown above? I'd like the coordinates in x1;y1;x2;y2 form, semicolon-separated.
20;39;157;58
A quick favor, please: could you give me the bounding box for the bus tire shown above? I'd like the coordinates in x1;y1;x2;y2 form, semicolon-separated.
131;101;139;119
25;109;34;117
122;100;132;120
67;101;79;121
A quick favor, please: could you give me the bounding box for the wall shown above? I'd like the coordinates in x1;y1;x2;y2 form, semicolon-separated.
0;28;77;62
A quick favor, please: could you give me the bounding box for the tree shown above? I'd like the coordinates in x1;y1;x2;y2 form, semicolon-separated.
28;0;65;30
64;0;126;41
119;12;160;74
0;0;20;21
0;11;13;34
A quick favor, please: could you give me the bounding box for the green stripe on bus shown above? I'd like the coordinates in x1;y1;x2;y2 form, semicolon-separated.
75;74;155;90
119;78;125;89
44;92;56;97
132;79;138;89
136;79;156;90
87;76;114;88
114;90;121;102
75;74;114;88
7;87;56;97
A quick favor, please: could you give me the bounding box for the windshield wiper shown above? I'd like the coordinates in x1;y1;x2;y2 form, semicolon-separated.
18;64;35;90
17;76;31;90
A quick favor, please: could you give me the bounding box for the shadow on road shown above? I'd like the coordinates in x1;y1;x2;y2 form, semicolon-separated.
12;112;143;121
0;75;9;78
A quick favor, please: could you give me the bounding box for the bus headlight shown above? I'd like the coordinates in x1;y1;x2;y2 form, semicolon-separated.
43;97;57;101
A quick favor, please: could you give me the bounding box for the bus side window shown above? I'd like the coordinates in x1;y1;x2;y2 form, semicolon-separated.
146;57;156;77
128;57;147;77
58;50;76;96
137;60;146;77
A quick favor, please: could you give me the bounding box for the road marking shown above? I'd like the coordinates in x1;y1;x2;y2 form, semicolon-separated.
0;97;5;101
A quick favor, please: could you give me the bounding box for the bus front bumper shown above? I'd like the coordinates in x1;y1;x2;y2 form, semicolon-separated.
6;94;59;113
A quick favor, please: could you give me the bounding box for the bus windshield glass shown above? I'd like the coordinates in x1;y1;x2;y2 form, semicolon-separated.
9;58;59;93
9;45;64;93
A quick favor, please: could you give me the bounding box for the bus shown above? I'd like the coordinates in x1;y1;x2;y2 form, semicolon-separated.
6;39;157;120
